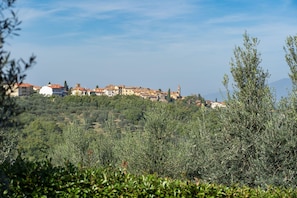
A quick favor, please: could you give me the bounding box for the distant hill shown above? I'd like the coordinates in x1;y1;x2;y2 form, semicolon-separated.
269;78;292;100
204;78;293;102
204;90;227;102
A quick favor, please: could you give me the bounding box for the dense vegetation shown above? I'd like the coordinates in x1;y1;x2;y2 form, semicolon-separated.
14;94;204;175
2;156;297;197
3;81;297;188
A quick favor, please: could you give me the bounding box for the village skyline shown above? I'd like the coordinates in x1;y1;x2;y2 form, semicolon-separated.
12;81;182;101
12;81;227;108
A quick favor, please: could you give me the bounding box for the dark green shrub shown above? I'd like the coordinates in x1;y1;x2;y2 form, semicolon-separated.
2;157;297;197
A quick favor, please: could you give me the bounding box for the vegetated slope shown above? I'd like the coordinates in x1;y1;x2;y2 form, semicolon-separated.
12;93;297;188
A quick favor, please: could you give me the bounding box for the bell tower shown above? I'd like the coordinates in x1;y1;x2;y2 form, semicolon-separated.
177;85;181;97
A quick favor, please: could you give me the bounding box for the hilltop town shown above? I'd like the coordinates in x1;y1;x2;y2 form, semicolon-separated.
10;82;226;108
11;82;181;101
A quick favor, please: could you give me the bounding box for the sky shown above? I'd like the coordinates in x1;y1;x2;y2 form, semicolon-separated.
5;0;297;96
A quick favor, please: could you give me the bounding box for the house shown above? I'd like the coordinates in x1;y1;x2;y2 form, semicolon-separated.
93;88;105;96
122;86;136;95
10;83;34;96
39;83;65;96
104;85;119;97
71;83;87;96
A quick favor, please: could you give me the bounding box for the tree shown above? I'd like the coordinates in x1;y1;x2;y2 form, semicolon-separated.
197;93;206;105
64;80;69;91
166;88;171;102
217;32;274;186
0;0;36;162
140;103;185;177
223;31;273;133
264;35;297;186
49;123;95;167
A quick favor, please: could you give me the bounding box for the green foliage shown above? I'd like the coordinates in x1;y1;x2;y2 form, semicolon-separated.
215;32;276;186
0;0;36;163
224;31;272;111
284;35;297;112
182;94;206;106
1;157;297;197
0;128;18;164
167;88;172;102
141;103;186;177
18;118;62;161
64;80;69;92
49;123;96;167
184;107;220;181
0;0;36;128
14;87;297;188
284;35;297;87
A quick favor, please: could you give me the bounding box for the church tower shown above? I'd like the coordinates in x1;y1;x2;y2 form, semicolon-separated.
177;85;181;98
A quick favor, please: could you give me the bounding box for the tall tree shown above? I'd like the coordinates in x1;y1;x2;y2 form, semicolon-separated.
222;31;273;130
64;80;69;91
223;32;271;111
167;88;171;102
217;32;274;186
0;0;36;162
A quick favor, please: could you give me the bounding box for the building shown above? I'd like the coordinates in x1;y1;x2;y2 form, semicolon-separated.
122;86;136;95
71;83;87;96
104;85;119;97
93;87;105;96
39;83;65;96
10;83;34;96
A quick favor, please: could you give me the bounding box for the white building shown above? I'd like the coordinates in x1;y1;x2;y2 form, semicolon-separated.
39;84;65;96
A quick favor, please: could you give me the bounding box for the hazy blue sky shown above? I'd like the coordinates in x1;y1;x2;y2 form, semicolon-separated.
7;0;297;96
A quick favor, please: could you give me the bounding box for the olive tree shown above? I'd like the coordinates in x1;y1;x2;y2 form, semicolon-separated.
250;35;297;187
211;33;297;187
217;32;274;186
261;35;297;186
133;103;186;178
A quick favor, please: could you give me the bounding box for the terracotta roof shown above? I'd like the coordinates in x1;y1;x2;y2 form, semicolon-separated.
17;83;33;87
73;86;86;91
48;84;64;89
94;88;104;93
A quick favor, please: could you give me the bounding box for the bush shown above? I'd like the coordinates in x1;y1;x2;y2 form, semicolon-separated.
2;157;297;197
